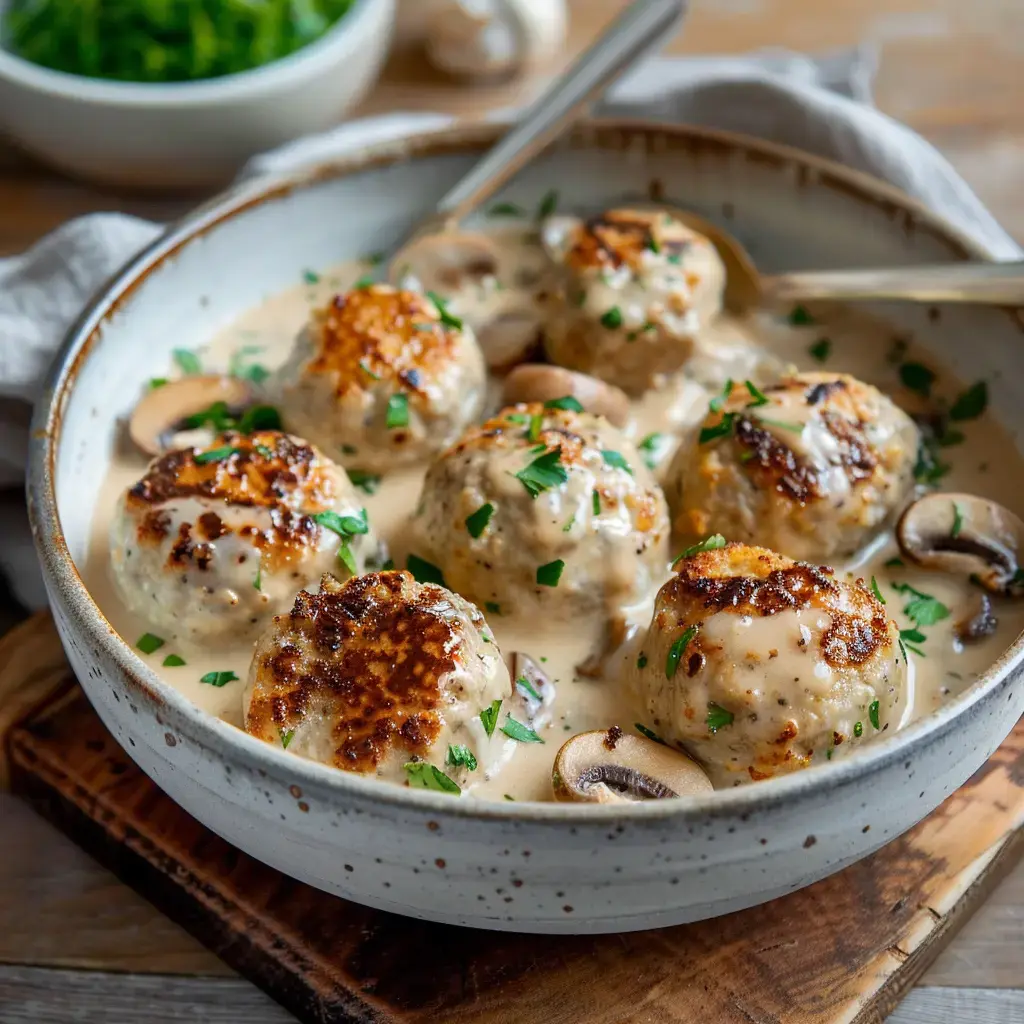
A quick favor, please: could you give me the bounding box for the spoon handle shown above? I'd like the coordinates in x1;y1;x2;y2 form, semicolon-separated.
762;261;1024;306
433;0;687;223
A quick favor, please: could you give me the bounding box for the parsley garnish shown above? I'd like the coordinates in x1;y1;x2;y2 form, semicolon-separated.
501;716;544;743
358;359;380;380
900;361;936;397
744;380;769;406
892;582;950;627
352;275;375;290
914;439;951;486
406;554;446;587
516;676;542;702
445;744;478;772
674;534;727;565
194;445;240;465
485;602;502;615
427;291;464;330
870;576;886;604
238;404;282;433
172;348;201;375
515;447;568;497
699;413;736;444
337;542;358;575
347;469;380;495
853;721;863;738
480;699;502;737
788;305;814;325
527;412;543;442
386;393;409;429
149;377;168;389
404;762;461;794
544;395;584;413
465;503;494;539
280;728;295;749
885;557;905;568
754;415;804;434
136;633;165;655
809;338;831;363
536;189;559;220
562;514;575;533
949;380;988;421
951;501;964;538
601;450;631;474
162;654;185;667
592;489;600;516
254;565;262;591
709;378;734;413
636;654;648;669
536;560;565;587
200;671;239;687
868;700;880;730
638;432;667;469
302;269;320;284
635;723;665;745
666;625;698;678
600;306;623;330
706;703;734;734
313;508;369;538
488;201;527;217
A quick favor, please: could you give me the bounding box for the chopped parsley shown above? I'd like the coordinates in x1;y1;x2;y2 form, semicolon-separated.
868;700;880;730
149;377;168;389
194;445;240;465
254;444;274;459
488;201;527;217
352;275;376;290
562;514;575;533
480;699;502;737
359;359;380;380
536;189;559;220
200;670;239;687
136;633;165;655
536;559;565;588
744;380;769;407
626;321;657;342
162;654;186;667
666;625;698;678
885;557;905;568
427;291;464;330
709;378;734;414
302;269;320;284
347;470;380;495
914;438;951;486
949;380;988;421
646;235;661;254
809;338;831;363
238;404;282;433
592;489;601;516
515;447;568;497
636;654;648;670
254;565;262;591
899;361;936;397
313;508;369;539
406;554;446;587
465;503;494;539
706;703;734;734
280;728;295;749
337;542;358;575
853;721;863;738
527;412;543;442
404;762;460;794
951;501;964;538
445;744;478;772
386;393;409;429
544;395;584;413
674;534;727;564
516;676;542;702
501;716;544;744
172;348;201;375
892;582;950;627
638;432;667;469
699;413;735;445
754;415;804;434
600;450;631;474
363;251;386;265
485;602;502;615
600;306;623;330
788;305;814;326
635;723;665;745
870;576;886;604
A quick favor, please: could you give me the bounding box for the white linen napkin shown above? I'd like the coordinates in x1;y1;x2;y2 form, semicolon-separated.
1;47;1020;610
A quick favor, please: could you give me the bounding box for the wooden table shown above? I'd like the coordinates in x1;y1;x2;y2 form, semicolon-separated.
1;2;1021;1020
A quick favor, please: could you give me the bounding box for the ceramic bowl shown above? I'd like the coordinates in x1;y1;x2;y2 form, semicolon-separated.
0;0;395;189
27;122;1024;934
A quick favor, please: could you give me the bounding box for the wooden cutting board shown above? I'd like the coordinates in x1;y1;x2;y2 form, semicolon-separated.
3;614;1023;1024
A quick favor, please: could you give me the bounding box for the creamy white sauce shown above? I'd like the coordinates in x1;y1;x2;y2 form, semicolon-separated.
82;224;1024;802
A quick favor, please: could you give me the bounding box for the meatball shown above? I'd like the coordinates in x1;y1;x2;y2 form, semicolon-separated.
666;373;919;561
412;403;671;616
540;208;726;394
110;431;377;641
626;543;910;784
244;571;532;791
274;284;487;473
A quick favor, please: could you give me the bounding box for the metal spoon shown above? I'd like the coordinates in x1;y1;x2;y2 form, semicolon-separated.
671;208;1024;311
390;0;687;260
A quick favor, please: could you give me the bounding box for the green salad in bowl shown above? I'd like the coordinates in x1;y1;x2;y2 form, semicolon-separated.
2;0;357;82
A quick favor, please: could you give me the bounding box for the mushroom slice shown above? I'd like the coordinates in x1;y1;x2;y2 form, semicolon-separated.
508;651;555;729
897;492;1024;594
552;728;712;804
130;376;253;456
477;311;543;372
390;230;501;293
955;592;998;644
575;614;637;679
502;364;631;428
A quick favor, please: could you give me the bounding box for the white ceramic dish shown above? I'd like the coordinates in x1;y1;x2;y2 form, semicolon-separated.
0;0;394;189
28;122;1024;934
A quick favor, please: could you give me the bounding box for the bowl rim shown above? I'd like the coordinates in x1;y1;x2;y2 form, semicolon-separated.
27;118;1024;823
0;0;383;106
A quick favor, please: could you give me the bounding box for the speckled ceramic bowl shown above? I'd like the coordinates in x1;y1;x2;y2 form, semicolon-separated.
27;122;1024;933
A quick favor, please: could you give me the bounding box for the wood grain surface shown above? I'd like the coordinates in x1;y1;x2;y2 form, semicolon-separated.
1;2;1023;1020
4;614;1024;1023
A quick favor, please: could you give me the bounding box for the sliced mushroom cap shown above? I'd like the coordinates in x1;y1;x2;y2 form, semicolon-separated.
552;729;712;804
477;311;543;372
130;376;253;457
897;492;1024;594
502;364;631;428
508;651;556;729
390;230;501;293
955;591;998;643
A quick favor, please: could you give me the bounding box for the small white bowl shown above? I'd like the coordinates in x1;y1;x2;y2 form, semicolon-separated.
0;0;395;190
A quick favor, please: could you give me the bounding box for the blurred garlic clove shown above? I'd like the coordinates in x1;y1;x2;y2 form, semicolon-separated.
424;0;567;80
